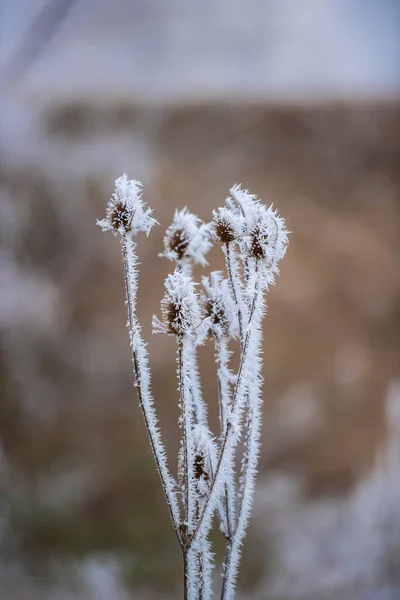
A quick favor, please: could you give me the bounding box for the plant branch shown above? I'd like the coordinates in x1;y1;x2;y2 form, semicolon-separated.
190;268;261;549
225;243;245;347
221;261;263;599
122;236;181;544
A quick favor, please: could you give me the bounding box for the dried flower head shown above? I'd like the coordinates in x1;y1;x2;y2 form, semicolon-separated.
210;207;244;244
202;271;238;339
153;269;202;336
97;174;157;237
161;208;212;266
245;204;288;266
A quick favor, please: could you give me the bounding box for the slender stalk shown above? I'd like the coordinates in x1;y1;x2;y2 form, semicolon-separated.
196;500;205;600
189;339;208;426
220;538;233;600
178;263;208;428
178;337;190;534
122;236;181;543
189;270;261;548
225;243;244;347
221;398;261;598
183;550;189;600
215;336;236;539
221;262;263;599
178;334;198;598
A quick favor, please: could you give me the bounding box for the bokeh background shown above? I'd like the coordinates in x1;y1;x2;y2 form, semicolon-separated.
1;1;400;598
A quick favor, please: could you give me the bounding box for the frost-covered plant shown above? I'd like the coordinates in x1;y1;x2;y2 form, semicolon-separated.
98;175;289;599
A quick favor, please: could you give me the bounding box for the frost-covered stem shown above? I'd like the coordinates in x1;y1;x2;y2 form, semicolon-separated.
183;551;189;600
195;500;205;600
190;272;261;549
215;337;236;539
183;546;200;600
216;336;232;435
225;243;244;347
178;337;196;533
221;262;264;600
189;339;208;426
221;538;233;600
177;263;208;427
122;236;181;542
222;397;262;598
178;338;190;536
178;334;198;598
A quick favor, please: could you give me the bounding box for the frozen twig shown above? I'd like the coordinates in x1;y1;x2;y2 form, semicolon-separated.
97;175;181;541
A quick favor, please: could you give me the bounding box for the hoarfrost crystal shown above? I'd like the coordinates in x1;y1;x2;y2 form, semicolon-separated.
161;208;212;266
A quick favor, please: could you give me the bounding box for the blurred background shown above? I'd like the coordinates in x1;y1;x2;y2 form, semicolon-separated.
0;1;399;598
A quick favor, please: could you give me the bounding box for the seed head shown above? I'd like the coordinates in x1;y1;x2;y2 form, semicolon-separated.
161;208;212;266
202;271;237;339
210;207;244;244
153;269;202;336
97;174;157;237
245;205;288;266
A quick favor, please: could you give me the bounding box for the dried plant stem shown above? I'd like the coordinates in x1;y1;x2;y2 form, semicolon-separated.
178;334;198;597
122;236;181;543
215;336;236;539
183;553;188;600
178;337;190;534
196;499;205;600
225;243;244;346
221;538;233;600
221;263;263;599
190;269;261;549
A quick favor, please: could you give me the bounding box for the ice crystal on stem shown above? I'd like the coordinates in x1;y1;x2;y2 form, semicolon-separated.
98;175;288;600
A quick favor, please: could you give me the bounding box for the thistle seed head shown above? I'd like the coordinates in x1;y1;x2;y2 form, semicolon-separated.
152;269;203;336
245;205;289;267
210;207;244;244
97;174;157;237
161;208;212;266
202;271;237;339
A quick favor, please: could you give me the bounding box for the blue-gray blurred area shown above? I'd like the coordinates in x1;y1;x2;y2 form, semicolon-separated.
1;0;400;97
0;2;399;599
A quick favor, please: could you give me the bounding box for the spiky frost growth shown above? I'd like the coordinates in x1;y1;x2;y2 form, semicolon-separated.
161;208;212;267
97;173;157;237
154;265;210;428
244;204;289;285
152;270;203;337
192;425;219;505
210;207;245;244
201;269;238;539
227;184;260;217
220;281;265;599
202;272;238;340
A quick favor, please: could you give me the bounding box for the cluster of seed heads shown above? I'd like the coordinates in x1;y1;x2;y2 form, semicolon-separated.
97;174;288;600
